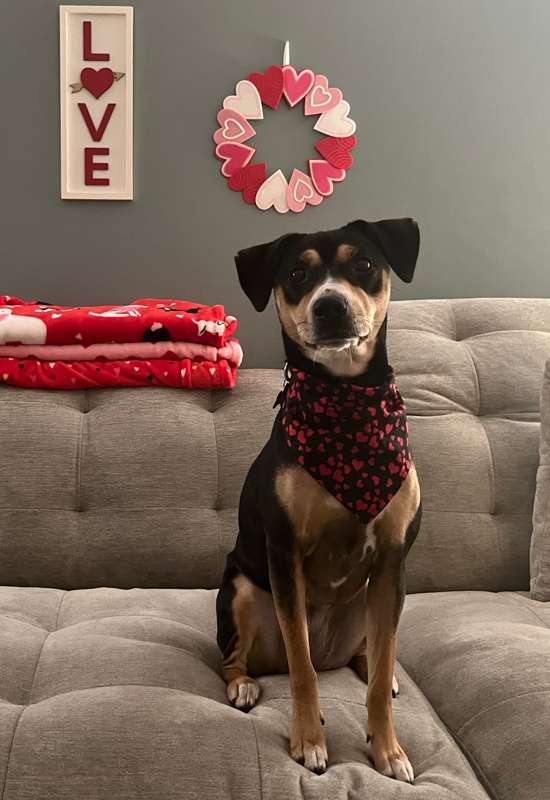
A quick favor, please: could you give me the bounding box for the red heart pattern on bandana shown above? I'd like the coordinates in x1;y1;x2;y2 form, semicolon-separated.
278;368;411;523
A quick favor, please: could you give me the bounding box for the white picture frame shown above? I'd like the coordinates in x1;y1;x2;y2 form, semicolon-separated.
59;5;133;200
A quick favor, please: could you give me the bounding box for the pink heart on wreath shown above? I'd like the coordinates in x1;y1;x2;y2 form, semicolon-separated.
304;74;342;115
213;109;256;145
287;169;322;212
282;66;315;107
309;159;346;196
215;142;255;177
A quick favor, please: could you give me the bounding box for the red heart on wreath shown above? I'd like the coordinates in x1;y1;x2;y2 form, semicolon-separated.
248;65;284;109
215;142;255;177
229;162;268;204
80;67;114;99
309;159;346;196
315;135;357;170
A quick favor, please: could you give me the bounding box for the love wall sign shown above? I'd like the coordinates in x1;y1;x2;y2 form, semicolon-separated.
60;6;133;200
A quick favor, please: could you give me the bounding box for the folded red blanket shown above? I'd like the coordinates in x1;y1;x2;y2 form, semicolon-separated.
0;356;237;390
0;296;237;348
0;339;243;365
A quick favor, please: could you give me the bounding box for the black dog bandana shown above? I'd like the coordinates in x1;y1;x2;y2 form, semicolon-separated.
277;367;411;524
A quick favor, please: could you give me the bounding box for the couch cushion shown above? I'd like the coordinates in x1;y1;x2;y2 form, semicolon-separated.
0;298;548;592
389;298;550;592
0;587;488;800
0;373;278;590
399;590;550;800
530;359;550;600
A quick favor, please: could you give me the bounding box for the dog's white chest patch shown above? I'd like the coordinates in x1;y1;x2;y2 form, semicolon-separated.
360;526;377;561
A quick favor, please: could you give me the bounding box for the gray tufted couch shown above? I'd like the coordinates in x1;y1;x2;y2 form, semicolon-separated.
0;297;549;800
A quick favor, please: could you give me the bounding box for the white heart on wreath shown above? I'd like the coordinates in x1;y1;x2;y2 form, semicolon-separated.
314;100;356;137
255;169;289;214
223;80;264;120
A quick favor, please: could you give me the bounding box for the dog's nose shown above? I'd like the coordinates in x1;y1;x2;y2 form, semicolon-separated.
312;293;349;321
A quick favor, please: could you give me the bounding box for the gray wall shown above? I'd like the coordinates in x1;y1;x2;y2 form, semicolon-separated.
2;0;550;367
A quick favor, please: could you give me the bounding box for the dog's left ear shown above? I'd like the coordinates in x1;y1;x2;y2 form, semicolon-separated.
235;233;300;311
345;218;420;283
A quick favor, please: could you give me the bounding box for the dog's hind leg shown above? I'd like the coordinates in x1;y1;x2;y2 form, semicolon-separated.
349;639;369;683
217;573;261;712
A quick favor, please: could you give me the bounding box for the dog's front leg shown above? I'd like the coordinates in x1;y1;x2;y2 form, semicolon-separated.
365;544;413;783
268;543;327;774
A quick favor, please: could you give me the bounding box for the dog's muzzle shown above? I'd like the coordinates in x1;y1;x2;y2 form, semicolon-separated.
310;292;359;347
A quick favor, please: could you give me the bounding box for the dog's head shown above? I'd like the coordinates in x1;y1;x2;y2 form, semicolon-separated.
235;219;420;377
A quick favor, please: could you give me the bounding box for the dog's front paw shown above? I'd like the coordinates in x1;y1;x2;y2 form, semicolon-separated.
227;675;260;712
367;733;413;783
291;717;328;774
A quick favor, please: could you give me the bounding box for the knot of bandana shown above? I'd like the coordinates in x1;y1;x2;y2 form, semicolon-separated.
279;367;411;523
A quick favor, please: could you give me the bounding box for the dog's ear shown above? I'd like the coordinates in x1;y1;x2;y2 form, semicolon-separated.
235;233;300;311
345;218;420;283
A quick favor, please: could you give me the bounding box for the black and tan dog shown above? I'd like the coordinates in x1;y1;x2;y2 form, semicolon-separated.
216;218;421;782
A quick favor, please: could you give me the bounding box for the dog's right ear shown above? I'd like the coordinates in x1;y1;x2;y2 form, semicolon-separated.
235;234;300;312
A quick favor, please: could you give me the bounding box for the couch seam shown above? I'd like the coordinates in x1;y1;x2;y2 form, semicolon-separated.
22;684;225;703
1;591;65;799
499;592;550;629
396;662;498;800
0;506;228;512
210;392;222;585
53;590;67;632
0;615;47;632
460;336;499;517
392;328;550;342
55;613;213;637
248;715;264;800
28;592;65;702
0;707;25;800
456;688;550;738
476;417;498;518
461;340;482;416
448;300;459;341
449;732;499;800
421;510;527;516
74;411;86;512
0;508;533;515
530;467;550;597
58;632;216;664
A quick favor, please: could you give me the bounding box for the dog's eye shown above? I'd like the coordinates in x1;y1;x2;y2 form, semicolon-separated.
289;267;307;283
354;259;373;272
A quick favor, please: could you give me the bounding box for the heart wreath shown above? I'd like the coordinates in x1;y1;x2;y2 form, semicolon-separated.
213;42;357;214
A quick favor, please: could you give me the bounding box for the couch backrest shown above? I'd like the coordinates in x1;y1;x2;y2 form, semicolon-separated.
0;298;548;592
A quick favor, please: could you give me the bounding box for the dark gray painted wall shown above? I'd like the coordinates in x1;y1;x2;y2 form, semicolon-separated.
2;0;550;367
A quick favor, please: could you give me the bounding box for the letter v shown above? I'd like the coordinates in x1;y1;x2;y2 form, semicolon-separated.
78;103;116;142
